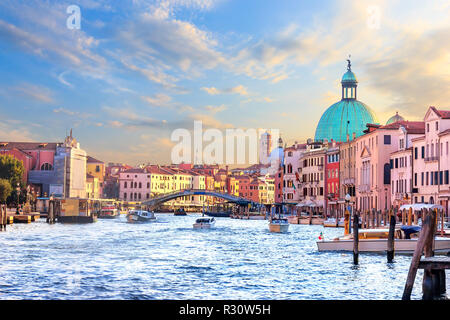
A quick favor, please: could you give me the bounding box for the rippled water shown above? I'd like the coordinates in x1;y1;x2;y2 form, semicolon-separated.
0;213;445;300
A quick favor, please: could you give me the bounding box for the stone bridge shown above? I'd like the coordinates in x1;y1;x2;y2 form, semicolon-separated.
141;189;256;210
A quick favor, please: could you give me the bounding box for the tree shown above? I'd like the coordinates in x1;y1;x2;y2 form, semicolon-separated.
0;155;25;187
0;179;12;204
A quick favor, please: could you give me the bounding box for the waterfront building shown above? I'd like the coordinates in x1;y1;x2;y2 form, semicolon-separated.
118;168;152;201
0;131;87;198
339;133;357;208
411;107;450;213
325;142;340;215
86;156;105;197
282;142;306;204
354;120;424;212
314;59;377;143
389;122;425;207
103;163;132;199
86;173;101;199
297;140;328;213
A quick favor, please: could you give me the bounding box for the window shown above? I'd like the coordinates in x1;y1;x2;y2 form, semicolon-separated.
414;147;418;159
427;123;429;132
436;121;439;131
421;146;425;159
124;181;127;188
40;163;53;170
96;165;100;172
384;135;391;145
383;163;391;185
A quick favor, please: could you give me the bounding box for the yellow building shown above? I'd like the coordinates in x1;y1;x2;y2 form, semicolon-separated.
86;156;105;197
86;173;101;199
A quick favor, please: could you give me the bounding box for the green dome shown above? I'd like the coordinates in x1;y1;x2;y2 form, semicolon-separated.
386;112;405;124
341;70;357;84
314;58;378;142
315;100;377;142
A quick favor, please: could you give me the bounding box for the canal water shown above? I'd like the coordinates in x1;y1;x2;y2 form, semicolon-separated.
0;213;444;300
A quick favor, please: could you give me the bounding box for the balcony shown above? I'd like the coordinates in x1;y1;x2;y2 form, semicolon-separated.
317;164;324;171
342;178;355;185
424;156;439;162
357;184;370;193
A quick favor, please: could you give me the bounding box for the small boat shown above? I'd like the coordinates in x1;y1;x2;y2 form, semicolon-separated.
317;226;450;254
204;211;230;217
193;217;215;229
98;206;120;219
269;217;289;233
323;217;345;228
126;210;156;222
174;208;187;216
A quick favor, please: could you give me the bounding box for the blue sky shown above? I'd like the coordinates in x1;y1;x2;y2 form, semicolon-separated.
0;0;449;165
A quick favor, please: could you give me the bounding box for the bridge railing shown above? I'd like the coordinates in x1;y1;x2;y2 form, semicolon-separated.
142;189;254;206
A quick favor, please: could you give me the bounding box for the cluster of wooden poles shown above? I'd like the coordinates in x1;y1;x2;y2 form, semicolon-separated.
345;207;446;265
0;204;8;230
46;200;59;224
342;207;448;299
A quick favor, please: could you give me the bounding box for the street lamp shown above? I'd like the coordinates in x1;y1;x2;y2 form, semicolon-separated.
16;183;20;214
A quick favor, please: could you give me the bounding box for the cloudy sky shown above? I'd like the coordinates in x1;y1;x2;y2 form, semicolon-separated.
0;0;449;165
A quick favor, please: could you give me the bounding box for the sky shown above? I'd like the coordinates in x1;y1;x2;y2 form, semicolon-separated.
0;0;449;166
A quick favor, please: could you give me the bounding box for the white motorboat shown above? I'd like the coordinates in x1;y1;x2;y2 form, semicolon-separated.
269;218;289;233
317;226;450;254
193;217;215;229
323;217;345;228
126;210;156;223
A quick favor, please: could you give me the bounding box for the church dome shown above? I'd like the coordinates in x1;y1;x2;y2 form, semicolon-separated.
386;112;405;125
314;59;377;142
341;70;357;84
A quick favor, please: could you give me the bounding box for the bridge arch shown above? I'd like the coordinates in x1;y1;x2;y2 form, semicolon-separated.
141;189;256;209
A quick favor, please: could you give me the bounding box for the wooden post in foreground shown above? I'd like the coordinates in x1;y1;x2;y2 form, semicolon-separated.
344;208;350;235
0;204;5;230
402;209;436;300
353;211;359;265
408;207;412;226
387;213;396;263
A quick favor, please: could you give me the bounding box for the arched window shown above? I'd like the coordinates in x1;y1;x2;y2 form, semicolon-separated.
40;163;53;170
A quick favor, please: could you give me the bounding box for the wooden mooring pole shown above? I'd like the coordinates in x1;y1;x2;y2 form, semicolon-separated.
402;209;436;300
1;204;6;230
387;212;396;263
353;211;359;265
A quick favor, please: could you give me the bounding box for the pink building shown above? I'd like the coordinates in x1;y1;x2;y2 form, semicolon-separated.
389;122;425;207
355;121;424;212
411;107;450;214
119;168;152;201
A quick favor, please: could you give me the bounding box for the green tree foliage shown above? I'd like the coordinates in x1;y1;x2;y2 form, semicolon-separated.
0;179;12;204
0;154;25;187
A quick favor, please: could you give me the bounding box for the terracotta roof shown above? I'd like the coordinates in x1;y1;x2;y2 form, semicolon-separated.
430;106;450;119
123;168;146;174
146;166;172;175
379;120;425;134
438;129;450;137
0;147;33;158
87;155;104;164
0;142;59;151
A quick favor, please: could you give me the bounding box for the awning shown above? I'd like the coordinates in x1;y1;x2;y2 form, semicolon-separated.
399;203;444;211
